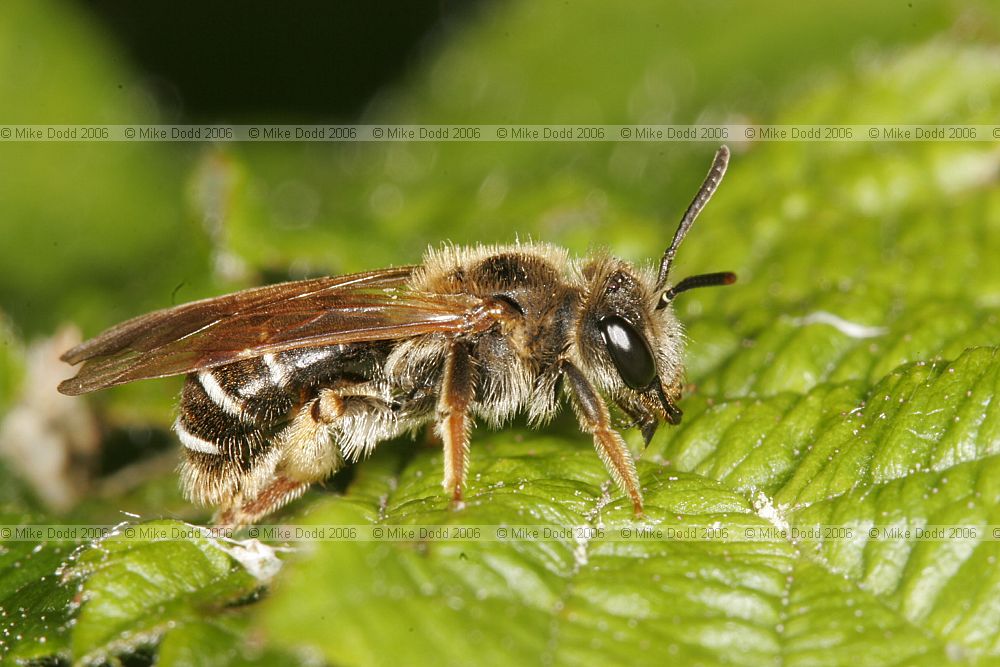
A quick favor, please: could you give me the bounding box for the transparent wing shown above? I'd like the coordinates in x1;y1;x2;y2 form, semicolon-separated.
59;267;489;395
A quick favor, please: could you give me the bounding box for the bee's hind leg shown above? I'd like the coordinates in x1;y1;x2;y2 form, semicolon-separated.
213;475;310;527
213;389;350;527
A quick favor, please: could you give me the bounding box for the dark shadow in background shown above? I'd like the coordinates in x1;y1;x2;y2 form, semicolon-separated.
80;0;487;121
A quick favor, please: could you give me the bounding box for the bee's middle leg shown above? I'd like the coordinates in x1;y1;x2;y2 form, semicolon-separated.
436;342;476;502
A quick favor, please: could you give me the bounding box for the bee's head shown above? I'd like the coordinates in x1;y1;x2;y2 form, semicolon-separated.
575;146;736;443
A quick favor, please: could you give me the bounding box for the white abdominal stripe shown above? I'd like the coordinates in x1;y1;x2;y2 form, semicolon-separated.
263;353;289;386
197;370;251;420
175;418;222;455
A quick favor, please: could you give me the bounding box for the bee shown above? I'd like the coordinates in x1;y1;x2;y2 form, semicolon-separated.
59;146;736;526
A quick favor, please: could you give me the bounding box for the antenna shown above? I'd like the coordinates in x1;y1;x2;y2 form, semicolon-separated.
657;271;736;309
655;145;730;290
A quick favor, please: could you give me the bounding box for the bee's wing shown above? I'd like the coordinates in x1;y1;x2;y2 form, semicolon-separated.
59;267;488;395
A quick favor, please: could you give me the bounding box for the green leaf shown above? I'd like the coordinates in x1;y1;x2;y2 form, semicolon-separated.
158;617;307;667
260;349;1000;666
0;510;77;662
67;520;264;664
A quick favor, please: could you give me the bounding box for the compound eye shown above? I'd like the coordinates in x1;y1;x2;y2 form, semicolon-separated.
598;315;657;389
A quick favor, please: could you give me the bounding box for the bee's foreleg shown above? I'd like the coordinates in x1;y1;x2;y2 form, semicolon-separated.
436;342;476;503
561;361;644;515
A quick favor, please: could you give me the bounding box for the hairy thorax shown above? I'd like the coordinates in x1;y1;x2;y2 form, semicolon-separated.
399;242;582;425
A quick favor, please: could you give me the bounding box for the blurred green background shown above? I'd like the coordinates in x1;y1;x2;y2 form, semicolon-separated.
2;1;1000;665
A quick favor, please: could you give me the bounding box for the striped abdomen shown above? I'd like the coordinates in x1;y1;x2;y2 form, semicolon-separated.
176;344;388;505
